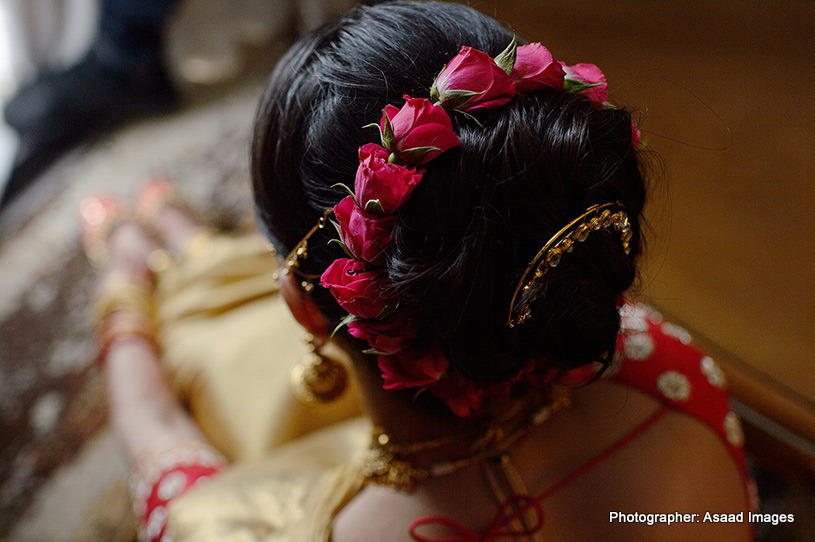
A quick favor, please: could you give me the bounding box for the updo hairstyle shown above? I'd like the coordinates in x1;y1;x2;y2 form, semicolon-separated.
252;1;647;385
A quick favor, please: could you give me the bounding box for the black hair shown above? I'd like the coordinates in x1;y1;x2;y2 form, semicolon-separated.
252;1;647;384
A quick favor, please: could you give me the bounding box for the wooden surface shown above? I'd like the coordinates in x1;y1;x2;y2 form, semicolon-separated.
477;0;815;404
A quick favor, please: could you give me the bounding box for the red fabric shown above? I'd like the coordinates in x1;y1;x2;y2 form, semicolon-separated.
611;312;749;479
139;463;223;542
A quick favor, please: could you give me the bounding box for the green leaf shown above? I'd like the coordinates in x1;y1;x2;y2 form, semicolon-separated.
444;90;482;99
412;386;431;403
381;112;395;151
330;182;358;204
429;64;447;105
563;78;602;94
363;199;386;216
328;238;358;259
329;218;342;237
456;109;483;127
376;304;397;320
440;89;482;111
367;250;387;266
331;314;358;338
494;35;518;76
398;146;443;165
363;348;398;356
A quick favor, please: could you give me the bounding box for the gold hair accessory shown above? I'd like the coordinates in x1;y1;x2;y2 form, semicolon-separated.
279;209;334;293
508;202;631;328
290;332;348;405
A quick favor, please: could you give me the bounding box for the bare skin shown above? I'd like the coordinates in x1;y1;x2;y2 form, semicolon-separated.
99;203;210;462
283;272;753;542
96;197;752;542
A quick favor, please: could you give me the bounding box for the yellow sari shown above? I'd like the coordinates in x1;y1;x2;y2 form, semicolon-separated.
152;230;367;541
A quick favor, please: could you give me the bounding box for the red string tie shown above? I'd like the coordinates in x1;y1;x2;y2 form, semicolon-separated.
409;494;545;542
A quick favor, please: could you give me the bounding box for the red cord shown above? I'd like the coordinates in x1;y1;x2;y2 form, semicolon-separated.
408;406;671;542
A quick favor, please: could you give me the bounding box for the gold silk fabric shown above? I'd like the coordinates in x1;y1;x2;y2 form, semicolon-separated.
153;231;363;462
168;418;370;542
151;230;370;540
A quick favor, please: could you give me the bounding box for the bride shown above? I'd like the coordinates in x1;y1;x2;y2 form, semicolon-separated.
81;2;754;540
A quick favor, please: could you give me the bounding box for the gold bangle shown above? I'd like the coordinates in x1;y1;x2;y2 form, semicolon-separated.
97;312;159;365
93;279;155;325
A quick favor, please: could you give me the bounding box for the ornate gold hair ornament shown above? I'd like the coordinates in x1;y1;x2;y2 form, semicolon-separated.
279;208;335;292
507;202;632;328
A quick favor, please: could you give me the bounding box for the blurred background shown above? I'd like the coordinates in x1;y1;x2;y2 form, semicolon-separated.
0;0;812;540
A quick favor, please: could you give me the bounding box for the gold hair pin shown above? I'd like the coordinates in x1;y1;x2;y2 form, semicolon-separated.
279;208;334;292
507;202;631;328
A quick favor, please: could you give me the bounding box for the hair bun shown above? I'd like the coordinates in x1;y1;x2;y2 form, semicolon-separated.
515;234;636;372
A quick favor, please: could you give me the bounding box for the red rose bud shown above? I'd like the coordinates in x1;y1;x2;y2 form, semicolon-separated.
354;143;424;215
631;120;643;151
334;195;395;263
379;97;460;165
320;258;395;319
561;62;608;107
430;46;515;113
347;311;412;354
510;43;565;93
430;372;485;417
377;347;448;390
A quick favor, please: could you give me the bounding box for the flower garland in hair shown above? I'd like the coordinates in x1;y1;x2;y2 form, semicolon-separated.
319;39;641;417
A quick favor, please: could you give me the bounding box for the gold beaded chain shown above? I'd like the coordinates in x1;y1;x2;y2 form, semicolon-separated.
360;386;573;492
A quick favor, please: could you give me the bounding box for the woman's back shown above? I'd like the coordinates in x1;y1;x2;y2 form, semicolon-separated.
334;368;752;541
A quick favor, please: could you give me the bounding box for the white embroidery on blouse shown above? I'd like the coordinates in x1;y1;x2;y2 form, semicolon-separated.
157;471;187;501
146;505;167;539
661;322;693;345
724;411;745;448
624;333;655;361
700;356;727;389
657;371;691;402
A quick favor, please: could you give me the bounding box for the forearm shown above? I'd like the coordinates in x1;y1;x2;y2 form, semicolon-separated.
105;337;206;461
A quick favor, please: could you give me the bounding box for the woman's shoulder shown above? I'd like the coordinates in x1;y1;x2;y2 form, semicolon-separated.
524;302;755;540
576;398;754;541
531;380;753;541
610;303;747;465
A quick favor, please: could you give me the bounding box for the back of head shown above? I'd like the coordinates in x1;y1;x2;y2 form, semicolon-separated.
253;1;647;409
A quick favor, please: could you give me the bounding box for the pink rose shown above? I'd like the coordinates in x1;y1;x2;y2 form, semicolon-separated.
561;62;607;107
347;311;413;354
430;46;516;112
378;347;448;390
354;143;424;214
430;372;485;417
631;120;642;150
510;43;565;93
320;258;394;319
334;196;394;263
380;97;460;165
